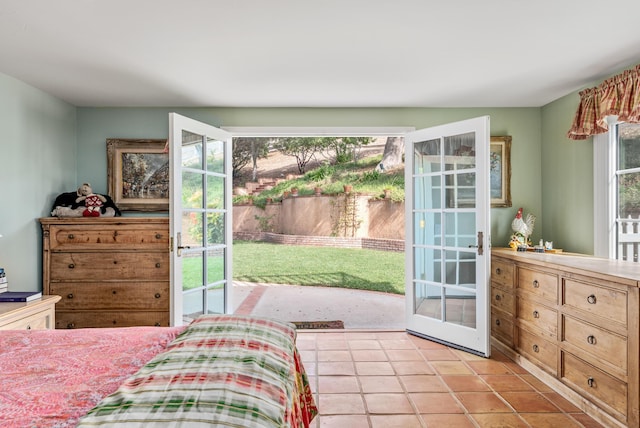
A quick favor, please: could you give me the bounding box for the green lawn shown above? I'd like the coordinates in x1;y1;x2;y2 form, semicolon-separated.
232;240;405;294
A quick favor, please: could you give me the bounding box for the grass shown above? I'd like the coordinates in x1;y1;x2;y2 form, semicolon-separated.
233;240;405;294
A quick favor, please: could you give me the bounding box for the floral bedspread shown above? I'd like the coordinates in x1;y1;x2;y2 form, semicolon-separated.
0;326;185;427
77;315;318;427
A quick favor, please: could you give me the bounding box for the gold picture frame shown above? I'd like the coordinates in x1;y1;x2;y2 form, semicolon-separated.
490;136;512;208
107;138;169;212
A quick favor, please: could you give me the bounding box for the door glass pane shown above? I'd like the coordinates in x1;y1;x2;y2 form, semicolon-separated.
206;139;225;174
182;212;204;247
207;248;225;283
206;175;224;209
206;286;224;314
183;289;204;321
445;173;476;208
414;212;441;246
414;248;441;282
414;139;441;173
182;172;204;209
444;212;476;247
182;131;203;169
444;250;476;287
444;288;476;328
444;132;475;171
206;213;225;246
415;175;441;209
414;283;442;320
182;252;203;291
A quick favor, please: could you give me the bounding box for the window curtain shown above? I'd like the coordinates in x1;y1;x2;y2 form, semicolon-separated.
567;64;640;140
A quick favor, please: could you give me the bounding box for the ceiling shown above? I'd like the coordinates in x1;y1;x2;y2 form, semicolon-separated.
2;0;640;108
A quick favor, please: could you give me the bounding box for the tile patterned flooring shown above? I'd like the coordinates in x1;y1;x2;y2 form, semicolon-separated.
296;330;605;428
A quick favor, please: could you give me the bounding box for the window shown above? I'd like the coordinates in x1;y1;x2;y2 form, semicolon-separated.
594;121;640;261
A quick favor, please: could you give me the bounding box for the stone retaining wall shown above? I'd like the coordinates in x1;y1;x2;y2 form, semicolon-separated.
233;231;405;252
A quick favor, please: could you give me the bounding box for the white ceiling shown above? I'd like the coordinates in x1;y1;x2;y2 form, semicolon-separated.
2;0;640;108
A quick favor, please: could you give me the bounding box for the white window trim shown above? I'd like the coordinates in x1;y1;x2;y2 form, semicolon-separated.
222;126;415;137
593;116;619;259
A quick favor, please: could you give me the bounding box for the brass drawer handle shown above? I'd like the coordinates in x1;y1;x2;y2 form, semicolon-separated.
495;294;501;301
155;263;161;268
155;322;161;327
495;268;502;275
587;335;597;345
533;310;539;318
532;280;539;288
68;234;74;239
156;233;162;239
587;294;597;304
67;323;75;329
68;263;75;269
587;377;595;388
155;293;161;299
532;344;539;353
495;319;501;326
67;293;74;299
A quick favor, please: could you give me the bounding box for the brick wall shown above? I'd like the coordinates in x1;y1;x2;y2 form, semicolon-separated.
233;231;405;252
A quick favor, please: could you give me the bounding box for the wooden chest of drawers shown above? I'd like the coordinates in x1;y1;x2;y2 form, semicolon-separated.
40;217;170;328
491;248;640;428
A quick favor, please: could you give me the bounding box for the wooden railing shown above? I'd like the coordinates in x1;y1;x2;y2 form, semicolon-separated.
618;216;640;262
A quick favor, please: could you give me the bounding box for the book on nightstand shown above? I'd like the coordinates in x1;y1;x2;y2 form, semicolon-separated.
0;291;42;302
0;268;8;293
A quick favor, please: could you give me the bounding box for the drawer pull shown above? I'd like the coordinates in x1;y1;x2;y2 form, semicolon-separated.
155;233;162;239
155;293;161;299
112;290;117;295
532;280;539;288
495;294;501;301
587;294;597;304
495;319;501;326
495;268;502;275
155;322;161;327
587;335;597;345
532;344;539;353
26;324;31;330
155;263;161;268
587;377;595;388
67;293;74;299
68;234;74;239
67;323;75;329
532;310;539;318
68;263;75;269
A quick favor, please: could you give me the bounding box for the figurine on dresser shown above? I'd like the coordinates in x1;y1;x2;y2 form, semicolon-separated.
50;183;121;217
509;207;535;249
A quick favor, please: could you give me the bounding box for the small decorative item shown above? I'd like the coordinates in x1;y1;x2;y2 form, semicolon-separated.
545;241;553;250
509;207;536;248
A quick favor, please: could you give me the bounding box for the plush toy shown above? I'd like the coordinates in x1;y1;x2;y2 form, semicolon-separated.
75;183;108;217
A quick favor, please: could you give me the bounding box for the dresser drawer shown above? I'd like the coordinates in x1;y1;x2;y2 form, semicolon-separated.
1;308;54;330
563;279;627;326
56;311;170;329
517;327;557;375
562;315;627;372
562;351;627;418
518;267;558;302
50;253;169;281
51;282;169;310
48;224;168;251
491;285;515;314
491;307;514;346
491;258;515;289
517;297;557;340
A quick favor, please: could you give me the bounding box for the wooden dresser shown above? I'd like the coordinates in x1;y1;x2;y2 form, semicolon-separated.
491;248;640;428
40;217;170;329
0;295;61;330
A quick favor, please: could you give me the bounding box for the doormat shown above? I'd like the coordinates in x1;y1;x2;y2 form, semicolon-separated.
291;320;345;330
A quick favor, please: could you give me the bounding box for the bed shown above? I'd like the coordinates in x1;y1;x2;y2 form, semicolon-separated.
0;314;317;427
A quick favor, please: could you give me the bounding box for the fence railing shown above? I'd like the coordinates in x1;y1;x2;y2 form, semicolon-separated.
618;216;640;262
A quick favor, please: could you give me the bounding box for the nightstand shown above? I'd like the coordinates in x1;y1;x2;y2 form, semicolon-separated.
0;295;61;330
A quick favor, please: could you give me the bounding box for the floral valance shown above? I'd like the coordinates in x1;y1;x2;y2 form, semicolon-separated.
567;64;640;140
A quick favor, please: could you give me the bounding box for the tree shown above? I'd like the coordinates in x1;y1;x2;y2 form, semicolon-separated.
322;137;372;164
232;137;270;180
376;137;405;172
273;137;324;173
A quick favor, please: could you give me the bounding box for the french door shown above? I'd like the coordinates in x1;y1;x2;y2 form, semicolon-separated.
169;113;233;326
405;116;491;357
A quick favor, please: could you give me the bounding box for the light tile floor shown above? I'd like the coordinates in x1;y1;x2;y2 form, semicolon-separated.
296;330;605;428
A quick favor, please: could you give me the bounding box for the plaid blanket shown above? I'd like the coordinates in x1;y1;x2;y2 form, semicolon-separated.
77;315;317;427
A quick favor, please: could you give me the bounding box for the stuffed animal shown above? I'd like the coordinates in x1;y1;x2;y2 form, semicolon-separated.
75;183;108;217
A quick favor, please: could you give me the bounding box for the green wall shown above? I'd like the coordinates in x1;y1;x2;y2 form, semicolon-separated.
0;73;76;292
77;107;542;247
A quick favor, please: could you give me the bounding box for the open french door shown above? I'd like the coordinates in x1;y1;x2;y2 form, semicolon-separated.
169;113;233;326
405;116;491;357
